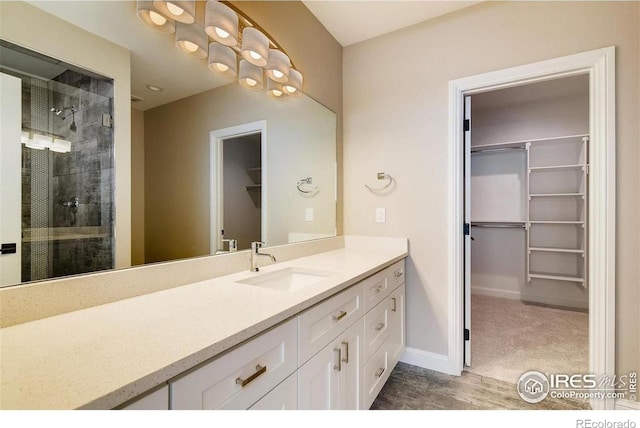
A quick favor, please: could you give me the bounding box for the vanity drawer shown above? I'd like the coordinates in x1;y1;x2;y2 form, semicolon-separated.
298;281;364;365
170;318;297;410
249;373;298;410
363;296;392;361
363;340;391;409
363;260;405;312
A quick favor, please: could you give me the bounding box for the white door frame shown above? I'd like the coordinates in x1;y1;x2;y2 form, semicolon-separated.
448;47;616;410
210;120;267;254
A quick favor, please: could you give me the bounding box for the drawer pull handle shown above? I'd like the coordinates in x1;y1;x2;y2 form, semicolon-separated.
341;341;349;364
373;285;384;294
235;364;267;387
332;310;347;321
394;271;403;279
391;297;397;312
375;367;385;378
334;348;342;371
375;322;385;331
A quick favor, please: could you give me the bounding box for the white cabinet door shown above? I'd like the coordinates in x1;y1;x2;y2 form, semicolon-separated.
298;319;364;410
388;284;405;368
249;373;298;410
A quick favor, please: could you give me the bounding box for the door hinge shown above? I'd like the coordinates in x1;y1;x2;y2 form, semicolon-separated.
463;223;470;236
463;119;470;132
464;328;470;341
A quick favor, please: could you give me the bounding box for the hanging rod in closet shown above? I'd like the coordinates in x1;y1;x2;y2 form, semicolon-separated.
471;147;526;154
471;222;526;229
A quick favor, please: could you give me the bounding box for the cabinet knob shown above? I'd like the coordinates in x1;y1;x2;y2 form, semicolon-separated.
375;367;385;378
341;341;349;364
391;297;397;312
375;322;386;331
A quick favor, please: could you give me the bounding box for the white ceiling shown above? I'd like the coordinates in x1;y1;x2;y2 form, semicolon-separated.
302;1;482;47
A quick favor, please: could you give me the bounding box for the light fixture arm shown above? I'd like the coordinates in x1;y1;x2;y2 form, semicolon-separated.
220;1;297;70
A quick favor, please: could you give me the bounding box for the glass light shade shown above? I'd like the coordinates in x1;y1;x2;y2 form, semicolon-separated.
267;78;288;100
175;22;208;58
208;43;237;77
283;69;303;96
50;139;72;153
205;1;238;47
241;27;269;67
265;49;290;83
152;0;195;24
137;1;176;34
27;133;52;150
238;60;264;90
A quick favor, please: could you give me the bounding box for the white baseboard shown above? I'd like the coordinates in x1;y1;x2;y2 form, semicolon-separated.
615;399;640;410
471;286;588;310
400;347;457;375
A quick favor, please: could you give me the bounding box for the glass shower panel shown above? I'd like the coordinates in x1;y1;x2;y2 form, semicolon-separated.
1;41;115;283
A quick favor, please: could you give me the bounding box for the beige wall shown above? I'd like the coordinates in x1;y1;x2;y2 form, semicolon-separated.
144;85;336;263
131;109;145;265
343;1;639;375
0;1;132;269
230;1;344;235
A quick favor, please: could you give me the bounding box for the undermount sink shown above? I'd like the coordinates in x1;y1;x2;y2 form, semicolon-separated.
237;267;336;292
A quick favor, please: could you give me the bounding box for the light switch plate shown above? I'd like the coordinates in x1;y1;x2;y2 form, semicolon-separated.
305;207;314;222
376;207;386;223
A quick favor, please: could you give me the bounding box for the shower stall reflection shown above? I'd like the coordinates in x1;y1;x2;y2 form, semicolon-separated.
1;41;115;283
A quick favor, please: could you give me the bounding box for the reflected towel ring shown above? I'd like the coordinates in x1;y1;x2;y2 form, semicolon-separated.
297;177;318;194
365;172;394;193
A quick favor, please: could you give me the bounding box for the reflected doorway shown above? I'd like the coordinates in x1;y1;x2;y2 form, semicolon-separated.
210;121;267;254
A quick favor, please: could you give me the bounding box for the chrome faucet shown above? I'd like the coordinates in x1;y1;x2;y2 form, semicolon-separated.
250;241;276;272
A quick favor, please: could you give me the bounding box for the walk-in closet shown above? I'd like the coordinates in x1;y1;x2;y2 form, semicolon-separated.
465;75;590;384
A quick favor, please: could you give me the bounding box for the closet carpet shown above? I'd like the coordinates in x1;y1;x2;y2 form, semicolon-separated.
467;294;588;384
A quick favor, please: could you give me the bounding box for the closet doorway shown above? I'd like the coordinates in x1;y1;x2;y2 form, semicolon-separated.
449;47;616;410
464;75;590;384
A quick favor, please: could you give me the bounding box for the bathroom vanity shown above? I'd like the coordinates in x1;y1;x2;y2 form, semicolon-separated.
0;236;407;410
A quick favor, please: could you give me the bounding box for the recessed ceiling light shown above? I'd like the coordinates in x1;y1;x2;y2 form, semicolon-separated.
146;84;163;92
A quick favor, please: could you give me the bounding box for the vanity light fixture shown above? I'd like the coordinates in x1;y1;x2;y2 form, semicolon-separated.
137;0;304;99
50;139;72;153
265;49;290;83
21;131;72;153
267;78;288;100
136;1;176;34
205;1;238;46
208;43;237;77
241;27;270;67
152;0;196;24
175;22;208;58
239;59;264;90
283;69;303;96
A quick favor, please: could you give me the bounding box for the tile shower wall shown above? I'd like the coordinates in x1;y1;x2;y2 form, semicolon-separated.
18;68;114;282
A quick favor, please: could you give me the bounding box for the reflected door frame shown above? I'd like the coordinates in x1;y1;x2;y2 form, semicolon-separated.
210;121;267;254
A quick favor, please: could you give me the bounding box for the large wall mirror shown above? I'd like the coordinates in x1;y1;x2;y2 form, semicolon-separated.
0;1;337;288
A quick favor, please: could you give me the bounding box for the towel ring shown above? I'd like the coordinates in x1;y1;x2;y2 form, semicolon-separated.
365;172;394;193
297;177;318;194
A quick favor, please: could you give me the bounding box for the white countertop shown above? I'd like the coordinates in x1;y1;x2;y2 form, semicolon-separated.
0;243;407;410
